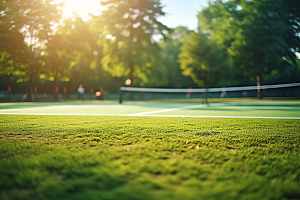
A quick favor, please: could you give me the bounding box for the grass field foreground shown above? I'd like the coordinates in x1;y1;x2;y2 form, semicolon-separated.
0;115;300;200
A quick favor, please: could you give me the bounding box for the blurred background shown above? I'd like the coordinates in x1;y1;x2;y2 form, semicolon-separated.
0;0;299;101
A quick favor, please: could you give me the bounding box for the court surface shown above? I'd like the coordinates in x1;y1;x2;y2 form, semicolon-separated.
1;100;300;119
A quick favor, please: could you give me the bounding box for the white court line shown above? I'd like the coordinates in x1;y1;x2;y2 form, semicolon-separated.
0;105;95;112
128;104;208;116
219;106;300;110
0;113;128;116
0;112;299;119
140;115;300;119
0;107;51;112
128;102;225;116
0;103;212;114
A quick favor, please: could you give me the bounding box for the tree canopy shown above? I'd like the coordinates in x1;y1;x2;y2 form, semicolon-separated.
0;0;62;100
159;26;196;88
178;31;228;88
97;0;169;88
197;0;300;89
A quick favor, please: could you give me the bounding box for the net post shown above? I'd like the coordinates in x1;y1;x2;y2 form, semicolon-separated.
119;88;123;104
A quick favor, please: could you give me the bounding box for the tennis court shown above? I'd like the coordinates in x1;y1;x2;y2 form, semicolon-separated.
1;100;300;119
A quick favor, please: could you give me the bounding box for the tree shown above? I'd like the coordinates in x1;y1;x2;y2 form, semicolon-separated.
44;35;72;101
43;16;98;101
0;0;62;101
159;26;196;88
97;0;169;90
178;31;228;89
0;1;27;77
67;16;105;95
198;0;300;97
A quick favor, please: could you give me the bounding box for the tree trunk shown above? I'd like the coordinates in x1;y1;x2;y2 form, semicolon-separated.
28;43;34;102
128;30;134;100
256;75;263;99
28;76;33;102
129;59;134;100
54;77;58;101
202;88;208;104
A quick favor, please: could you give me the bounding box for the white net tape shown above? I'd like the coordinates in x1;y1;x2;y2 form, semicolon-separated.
120;83;300;93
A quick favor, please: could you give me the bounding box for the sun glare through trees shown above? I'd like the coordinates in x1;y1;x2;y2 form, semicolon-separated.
54;0;102;21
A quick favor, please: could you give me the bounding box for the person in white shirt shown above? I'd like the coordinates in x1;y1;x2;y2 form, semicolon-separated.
77;84;85;101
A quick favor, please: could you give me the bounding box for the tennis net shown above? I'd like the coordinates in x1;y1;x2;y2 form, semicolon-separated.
119;82;300;103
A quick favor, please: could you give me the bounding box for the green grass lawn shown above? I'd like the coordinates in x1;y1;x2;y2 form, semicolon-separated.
1;115;300;200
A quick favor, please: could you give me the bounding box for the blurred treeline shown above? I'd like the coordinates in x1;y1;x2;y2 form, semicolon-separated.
0;0;299;101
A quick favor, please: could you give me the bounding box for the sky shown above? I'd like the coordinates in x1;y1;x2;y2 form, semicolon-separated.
54;0;209;30
159;0;209;30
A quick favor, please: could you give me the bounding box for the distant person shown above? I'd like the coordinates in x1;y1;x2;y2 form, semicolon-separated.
90;88;94;99
100;86;105;100
63;87;68;101
78;84;85;101
22;93;28;101
43;91;49;101
7;86;15;102
95;91;101;100
186;86;193;98
221;86;226;98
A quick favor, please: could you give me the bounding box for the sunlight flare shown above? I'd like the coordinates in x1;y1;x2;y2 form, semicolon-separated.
54;0;102;20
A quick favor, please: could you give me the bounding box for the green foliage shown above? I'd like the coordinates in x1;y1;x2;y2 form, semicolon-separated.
43;16;98;99
97;0;169;87
158;26;196;88
178;31;228;88
197;0;300;85
0;115;300;199
0;0;62;100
